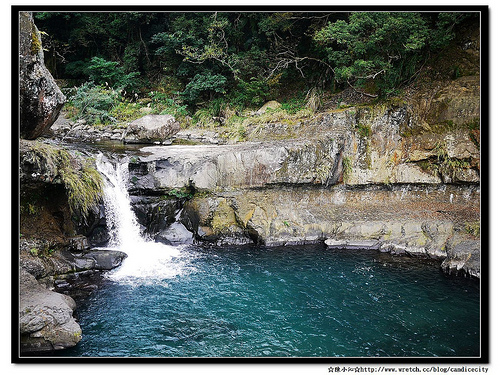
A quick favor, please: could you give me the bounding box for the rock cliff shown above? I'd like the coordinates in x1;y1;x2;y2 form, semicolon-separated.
19;12;66;140
126;75;480;278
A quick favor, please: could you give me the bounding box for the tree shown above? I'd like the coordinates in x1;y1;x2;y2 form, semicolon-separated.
314;12;433;96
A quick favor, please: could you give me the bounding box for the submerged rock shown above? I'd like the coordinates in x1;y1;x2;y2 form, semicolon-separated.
155;221;194;245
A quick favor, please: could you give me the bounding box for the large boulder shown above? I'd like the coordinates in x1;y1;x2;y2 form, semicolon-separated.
19;12;66;140
20;269;81;353
255;100;281;115
122;114;180;144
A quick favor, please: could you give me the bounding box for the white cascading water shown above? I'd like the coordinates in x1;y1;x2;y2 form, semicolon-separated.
95;154;188;285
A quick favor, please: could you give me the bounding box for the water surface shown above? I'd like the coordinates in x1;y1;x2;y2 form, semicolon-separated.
61;245;480;358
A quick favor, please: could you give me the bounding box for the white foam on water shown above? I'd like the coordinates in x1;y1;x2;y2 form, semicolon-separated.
96;154;192;286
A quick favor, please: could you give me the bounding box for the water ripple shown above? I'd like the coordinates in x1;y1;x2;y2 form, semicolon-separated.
65;245;480;358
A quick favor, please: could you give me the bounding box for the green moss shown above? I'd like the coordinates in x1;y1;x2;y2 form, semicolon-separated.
342;156;353;182
110;101;145;124
60;159;103;217
30;25;42;55
355;123;372;139
424;142;471;180
29;242;56;258
162;187;194;200
465;221;480;238
428;120;457;134
315;163;331;184
24;141;103;218
211;200;238;234
466;118;480;130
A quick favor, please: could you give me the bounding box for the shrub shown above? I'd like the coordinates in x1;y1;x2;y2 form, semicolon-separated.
84;56;140;92
66;82;119;125
192;98;226;127
182;72;227;104
230;78;271;109
281;96;306;115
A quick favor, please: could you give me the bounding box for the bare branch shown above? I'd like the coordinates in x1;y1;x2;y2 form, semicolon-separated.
354;69;386;80
346;80;378;98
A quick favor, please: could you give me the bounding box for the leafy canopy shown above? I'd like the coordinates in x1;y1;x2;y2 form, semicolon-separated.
34;11;475;109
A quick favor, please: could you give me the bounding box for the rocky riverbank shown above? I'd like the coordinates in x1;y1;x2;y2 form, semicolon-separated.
19;237;126;353
18;82;481;354
119;87;480;278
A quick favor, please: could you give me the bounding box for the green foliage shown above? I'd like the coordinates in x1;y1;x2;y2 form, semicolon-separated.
281;97;306;115
165;188;194;200
148;91;189;117
467;118;480;150
182;72;227;104
313;12;467;96
465;221;480;238
467;118;480;131
230;78;271;109
60;159;103;218
34;11;476;110
35;12;159;80
356;123;372;138
109;101;145;124
29;243;56;258
66;82;119;125
84;56;140;91
192;98;227;127
27;203;38;215
429;142;471;180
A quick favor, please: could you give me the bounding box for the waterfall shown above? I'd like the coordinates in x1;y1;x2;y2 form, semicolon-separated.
95;154;189;285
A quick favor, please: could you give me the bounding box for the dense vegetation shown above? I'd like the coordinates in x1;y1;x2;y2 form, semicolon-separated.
34;11;476;127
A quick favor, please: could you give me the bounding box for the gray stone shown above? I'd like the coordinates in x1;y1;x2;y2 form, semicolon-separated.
122;114;180;144
255;100;281;115
441;238;480;278
82;250;128;270
20;269;81;352
19;12;65;139
325;239;348;248
344;240;380;250
156;222;194;245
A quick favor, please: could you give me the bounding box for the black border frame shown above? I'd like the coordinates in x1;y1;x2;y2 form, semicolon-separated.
12;4;490;365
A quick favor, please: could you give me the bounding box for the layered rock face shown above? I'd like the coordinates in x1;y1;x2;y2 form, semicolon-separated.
17;13;128;355
19;247;126;353
19;12;65;139
127;79;480;277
